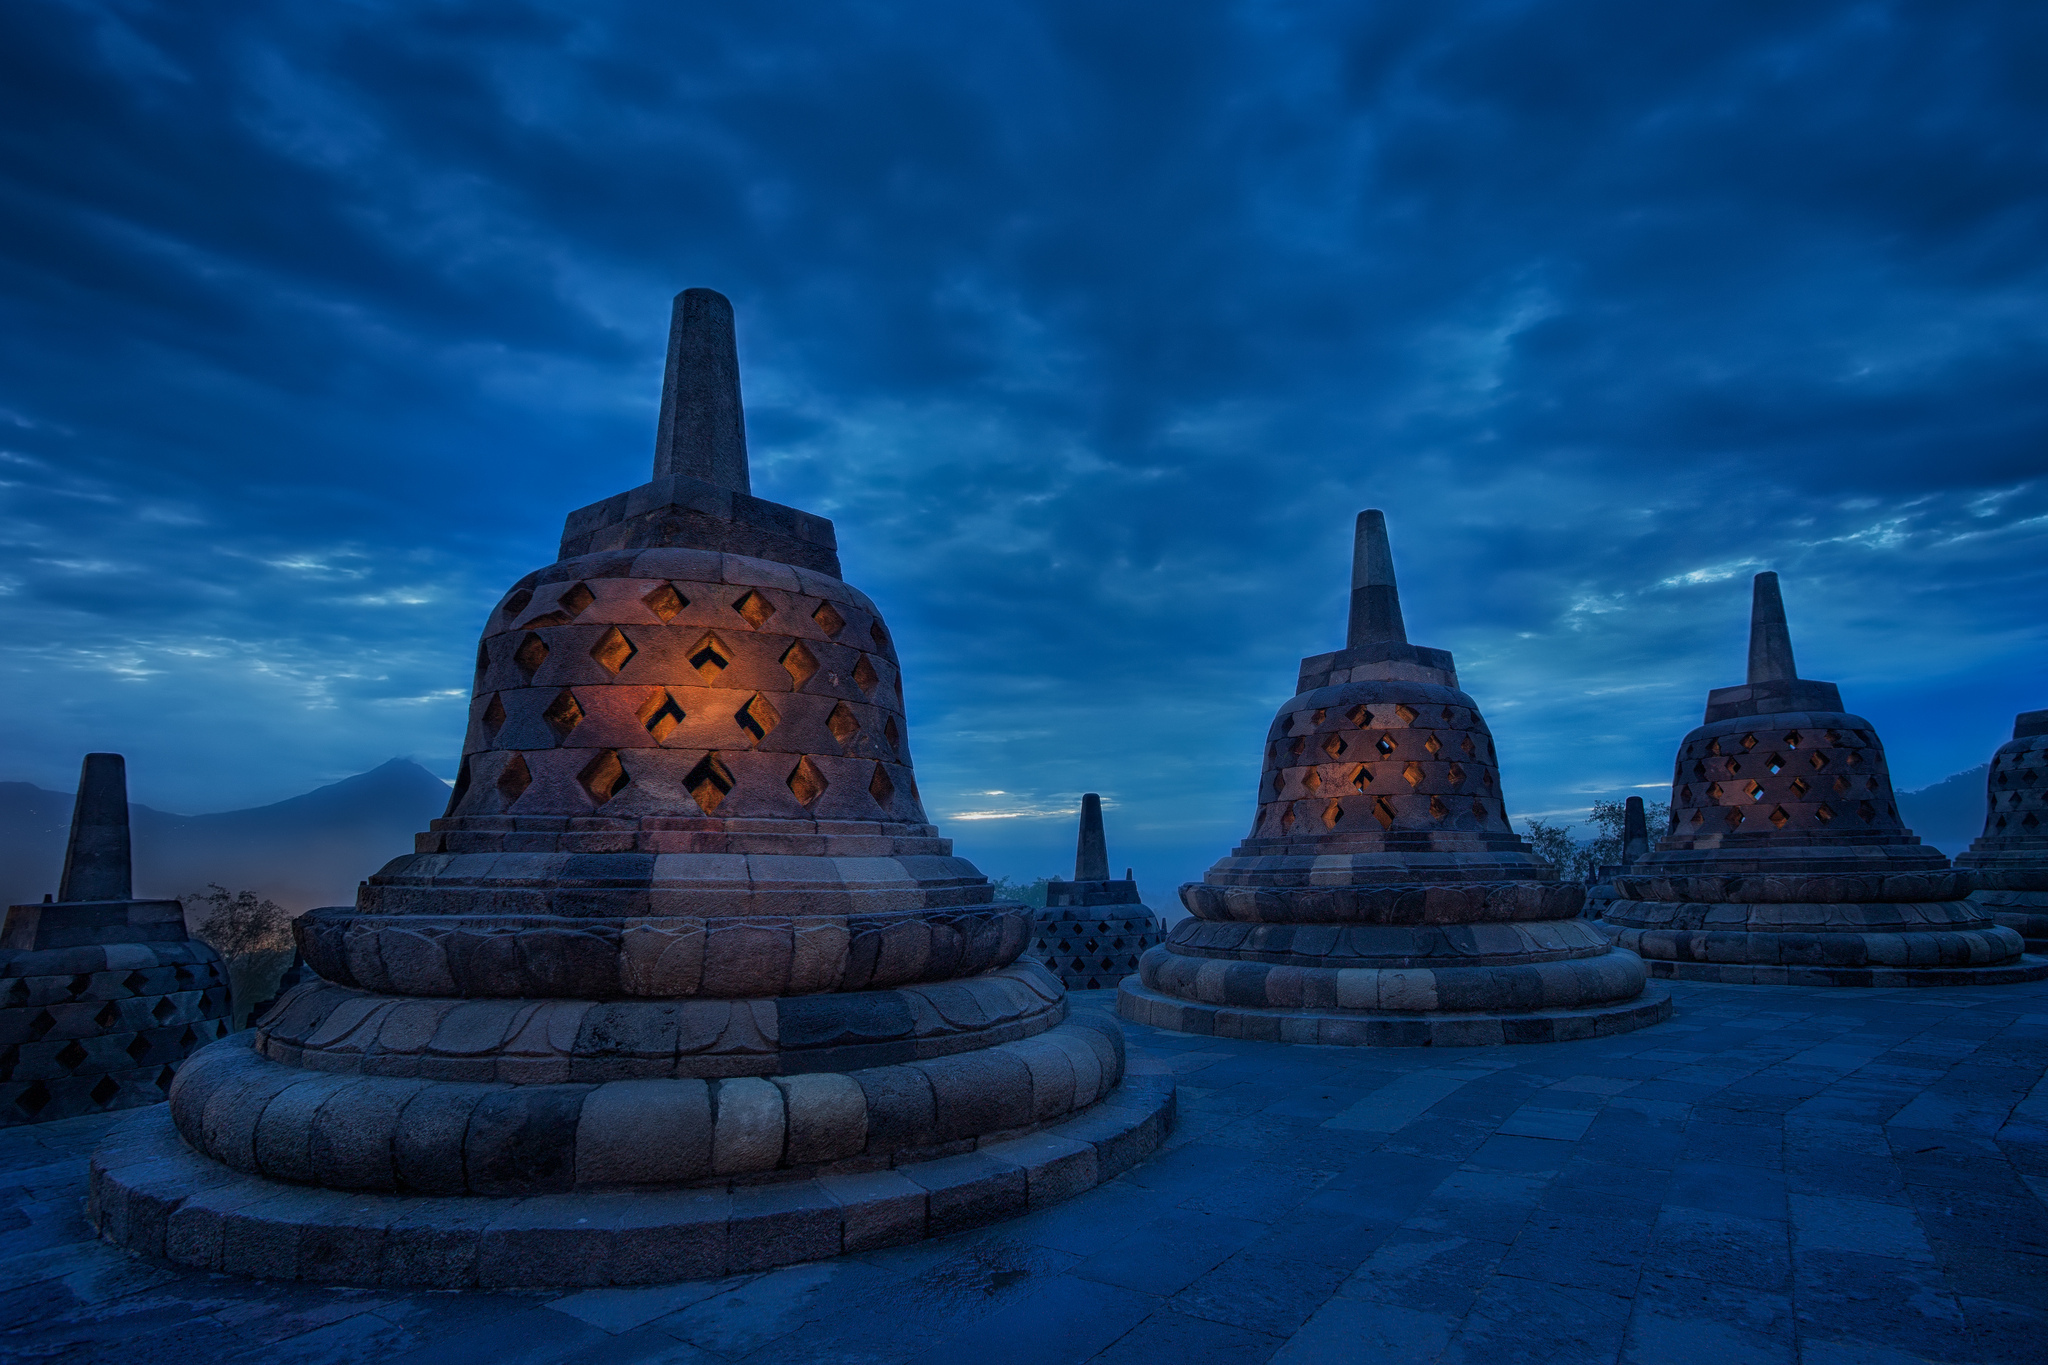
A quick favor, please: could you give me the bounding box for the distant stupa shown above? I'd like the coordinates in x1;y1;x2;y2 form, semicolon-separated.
1120;511;1668;1045
1600;573;2046;985
93;289;1170;1286
2;754;228;1125
1956;707;2048;950
1028;794;1166;989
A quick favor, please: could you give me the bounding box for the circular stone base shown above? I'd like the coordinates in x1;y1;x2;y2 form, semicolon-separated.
1115;978;1671;1046
88;1077;1173;1289
1638;956;2048;987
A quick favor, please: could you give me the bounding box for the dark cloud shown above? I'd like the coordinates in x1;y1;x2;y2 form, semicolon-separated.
2;0;2043;901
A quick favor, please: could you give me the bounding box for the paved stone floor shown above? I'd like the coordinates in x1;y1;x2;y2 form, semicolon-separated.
3;979;2047;1364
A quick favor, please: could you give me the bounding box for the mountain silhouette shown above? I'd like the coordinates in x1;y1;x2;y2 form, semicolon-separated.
1895;763;1991;857
0;759;451;912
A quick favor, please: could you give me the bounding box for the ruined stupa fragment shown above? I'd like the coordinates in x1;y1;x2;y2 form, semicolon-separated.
1583;796;1651;919
1600;574;2046;985
1956;708;2048;950
1117;512;1669;1045
91;289;1171;1287
1028;794;1167;990
2;755;229;1126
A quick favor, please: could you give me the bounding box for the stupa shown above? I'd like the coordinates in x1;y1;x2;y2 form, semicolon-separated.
2;755;229;1126
1956;708;2048;951
1117;511;1669;1046
1582;796;1651;918
1027;794;1167;990
1599;573;2046;985
91;289;1171;1288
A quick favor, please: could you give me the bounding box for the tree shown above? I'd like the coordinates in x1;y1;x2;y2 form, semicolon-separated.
181;884;296;959
989;876;1055;908
1522;799;1672;882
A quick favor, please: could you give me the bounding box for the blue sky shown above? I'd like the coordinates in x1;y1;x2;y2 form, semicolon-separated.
2;0;2043;902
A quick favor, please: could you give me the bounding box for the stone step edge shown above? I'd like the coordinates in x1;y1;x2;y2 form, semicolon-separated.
87;1076;1175;1290
1117;978;1673;1047
1641;956;2048;988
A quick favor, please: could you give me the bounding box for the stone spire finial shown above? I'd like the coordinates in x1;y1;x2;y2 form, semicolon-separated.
653;288;750;494
1746;571;1798;685
1345;509;1408;648
1621;795;1649;867
57;753;132;903
1075;793;1111;882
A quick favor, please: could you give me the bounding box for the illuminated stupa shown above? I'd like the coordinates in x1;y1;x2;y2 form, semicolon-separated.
92;289;1170;1288
1118;512;1669;1045
2;755;229;1126
1600;573;2046;985
1956;708;2048;951
1028;794;1166;990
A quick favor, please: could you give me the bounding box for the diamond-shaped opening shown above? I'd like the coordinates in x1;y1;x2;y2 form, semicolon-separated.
735;693;781;745
125;1034;151;1063
870;620;890;650
1858;801;1877;823
1447;762;1466;786
1311;708;1327;726
1785;730;1803;748
683;634;729;683
1693;762;1708;780
1428;795;1449;822
781;640;820;688
643;583;688;623
578;750;630;805
2024;813;2042;829
1833;775;1851;793
527;581;596;627
1403;761;1425;790
151;997;175;1023
1279;805;1297;834
1375;736;1396;757
1349;764;1370;794
1302;767;1323;795
1395;703;1419;724
1790;777;1809;798
869;762;896;809
684;753;735;814
542;689;584;741
14;1082;49;1117
94;1002;119;1028
89;1074;120;1107
1461;735;1477;758
1866;776;1881;791
66;973;89;998
852;655;881;695
497;753;532;806
27;1010;55;1041
1424;733;1442;755
1727;758;1743;776
1347;705;1372;727
1372;796;1396;830
122;971;148;993
732;590;777;628
1768;806;1790;829
1322;734;1347;760
884;716;901;754
154;1066;175;1094
1482;770;1496;789
1679;785;1693;803
501;588;533;621
1744;780;1764;802
514;632;549;681
827;701;861;747
641;690;687;743
1690;809;1705;826
475;641;489;675
1471;798;1488;820
590;626;637;674
1724;807;1744;828
1288;736;1306;758
179;1025;196;1046
1767;754;1784;774
1322;801;1344;829
55;1040;88;1071
813;601;847;636
1825;729;1843;746
787;756;829;807
1708;738;1724;756
1707;783;1723;801
1740;733;1758;750
481;693;507;740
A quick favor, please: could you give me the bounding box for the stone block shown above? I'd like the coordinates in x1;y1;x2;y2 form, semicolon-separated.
575;1078;713;1184
711;1075;786;1173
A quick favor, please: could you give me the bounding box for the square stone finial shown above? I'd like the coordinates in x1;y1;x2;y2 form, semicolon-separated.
654;288;750;494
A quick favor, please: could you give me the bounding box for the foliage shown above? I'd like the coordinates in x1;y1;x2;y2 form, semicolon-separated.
989;875;1055;908
1523;798;1671;882
182;883;296;960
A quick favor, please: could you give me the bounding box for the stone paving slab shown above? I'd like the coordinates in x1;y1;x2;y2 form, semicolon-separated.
3;980;2047;1362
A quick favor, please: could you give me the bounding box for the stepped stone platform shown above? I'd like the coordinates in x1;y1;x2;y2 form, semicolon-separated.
1599;574;2048;988
1029;795;1167;990
1122;511;1668;1045
1;754;230;1127
7;979;2046;1365
87;288;1167;1282
1958;708;2048;952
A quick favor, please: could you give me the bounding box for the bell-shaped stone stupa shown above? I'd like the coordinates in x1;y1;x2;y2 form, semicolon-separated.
1027;795;1167;990
92;290;1171;1288
1600;573;2047;985
1117;512;1670;1045
3;755;229;1126
1956;708;2048;951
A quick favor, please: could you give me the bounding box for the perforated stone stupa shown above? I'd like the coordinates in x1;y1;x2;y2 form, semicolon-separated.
1117;512;1669;1046
1957;708;2048;951
3;755;229;1127
1599;573;2047;986
90;289;1171;1288
1028;795;1166;990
